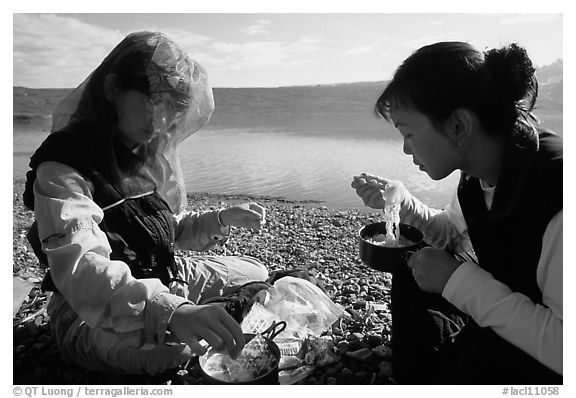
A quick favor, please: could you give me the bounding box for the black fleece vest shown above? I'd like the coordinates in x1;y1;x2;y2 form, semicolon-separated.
24;130;177;289
450;126;562;382
457;127;562;304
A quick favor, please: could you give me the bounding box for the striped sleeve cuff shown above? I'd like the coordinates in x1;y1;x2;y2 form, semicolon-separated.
144;292;193;345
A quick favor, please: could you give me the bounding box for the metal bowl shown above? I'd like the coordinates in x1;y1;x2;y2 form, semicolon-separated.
199;333;280;385
358;222;425;273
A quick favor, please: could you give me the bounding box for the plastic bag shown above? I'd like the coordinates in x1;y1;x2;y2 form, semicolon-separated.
240;302;281;334
259;276;345;337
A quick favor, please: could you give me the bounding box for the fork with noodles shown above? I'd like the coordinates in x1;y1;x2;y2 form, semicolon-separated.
381;184;401;244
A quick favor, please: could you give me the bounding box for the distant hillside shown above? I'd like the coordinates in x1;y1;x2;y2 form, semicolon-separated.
212;82;385;115
13;62;562;132
13;82;385;120
13;87;71;120
536;59;562;84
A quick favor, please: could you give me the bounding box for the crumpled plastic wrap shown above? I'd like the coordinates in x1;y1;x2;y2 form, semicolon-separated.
258;276;345;337
240;276;345;384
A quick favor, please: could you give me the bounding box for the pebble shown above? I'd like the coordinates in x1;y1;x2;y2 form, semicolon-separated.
346;339;363;352
341;368;354;377
344;347;373;362
353;300;367;309
366;334;383;347
336;340;350;351
372;344;393;359
25;322;41;337
31;342;48;352
325;367;339;377
378;361;394;377
355;370;369;380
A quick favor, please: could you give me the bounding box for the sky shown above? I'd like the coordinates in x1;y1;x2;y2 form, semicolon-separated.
12;11;564;89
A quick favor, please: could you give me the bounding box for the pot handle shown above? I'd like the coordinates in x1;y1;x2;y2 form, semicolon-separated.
402;250;415;263
261;321;287;341
401;240;429;263
402;244;475;266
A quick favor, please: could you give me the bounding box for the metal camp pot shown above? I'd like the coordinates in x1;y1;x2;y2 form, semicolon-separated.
358;222;425;273
199;321;286;385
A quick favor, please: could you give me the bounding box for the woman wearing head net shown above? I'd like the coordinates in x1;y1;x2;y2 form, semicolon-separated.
351;42;562;384
23;32;269;375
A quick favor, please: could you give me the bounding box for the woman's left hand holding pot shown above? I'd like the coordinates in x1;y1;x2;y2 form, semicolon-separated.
407;247;463;294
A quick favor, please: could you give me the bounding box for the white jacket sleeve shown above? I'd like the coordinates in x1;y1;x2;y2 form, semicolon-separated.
173;209;230;251
33;161;191;346
442;211;563;374
401;187;474;254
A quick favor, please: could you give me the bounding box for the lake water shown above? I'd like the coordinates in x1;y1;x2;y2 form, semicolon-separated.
13;117;460;209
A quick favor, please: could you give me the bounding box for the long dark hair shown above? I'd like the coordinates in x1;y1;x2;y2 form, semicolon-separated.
375;41;538;136
63;32;158;184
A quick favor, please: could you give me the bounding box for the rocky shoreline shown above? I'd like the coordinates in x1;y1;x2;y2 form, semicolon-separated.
13;179;396;385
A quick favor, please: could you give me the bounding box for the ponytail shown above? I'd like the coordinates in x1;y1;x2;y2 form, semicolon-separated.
484;43;538;119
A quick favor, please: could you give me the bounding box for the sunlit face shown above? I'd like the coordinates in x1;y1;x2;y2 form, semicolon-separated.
390;106;461;180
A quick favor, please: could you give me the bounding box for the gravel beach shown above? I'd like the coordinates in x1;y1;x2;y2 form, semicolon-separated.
13;178;397;385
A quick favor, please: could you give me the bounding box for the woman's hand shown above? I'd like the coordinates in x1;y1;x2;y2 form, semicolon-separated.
351;173;410;209
219;202;266;230
406;247;463;294
168;304;245;358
